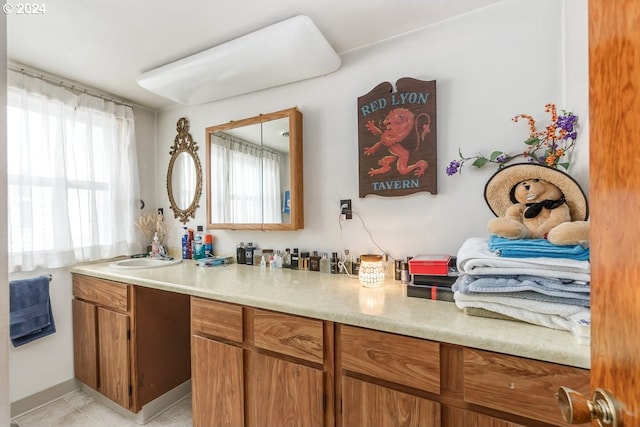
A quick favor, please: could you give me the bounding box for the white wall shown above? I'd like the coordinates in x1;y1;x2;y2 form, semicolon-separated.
157;0;589;261
8;0;589;407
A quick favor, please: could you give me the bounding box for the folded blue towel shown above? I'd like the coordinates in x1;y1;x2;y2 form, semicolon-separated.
488;234;590;261
10;275;56;347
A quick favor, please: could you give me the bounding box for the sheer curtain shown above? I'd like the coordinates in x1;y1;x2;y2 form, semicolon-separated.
210;133;281;224
7;69;141;272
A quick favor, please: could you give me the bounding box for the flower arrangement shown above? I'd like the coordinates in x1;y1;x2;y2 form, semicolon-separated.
134;212;168;244
446;103;578;176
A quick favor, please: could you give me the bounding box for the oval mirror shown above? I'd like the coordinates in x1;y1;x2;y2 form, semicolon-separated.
167;117;202;224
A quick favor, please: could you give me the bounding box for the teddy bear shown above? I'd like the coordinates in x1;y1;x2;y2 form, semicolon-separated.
484;163;590;247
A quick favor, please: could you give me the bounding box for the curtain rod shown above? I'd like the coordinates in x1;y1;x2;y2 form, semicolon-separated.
8;66;134;109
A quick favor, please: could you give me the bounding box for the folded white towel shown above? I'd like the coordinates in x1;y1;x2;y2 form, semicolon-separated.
453;291;590;338
457;237;591;282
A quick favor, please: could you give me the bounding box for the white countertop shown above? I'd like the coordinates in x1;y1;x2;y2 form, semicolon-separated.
71;260;590;369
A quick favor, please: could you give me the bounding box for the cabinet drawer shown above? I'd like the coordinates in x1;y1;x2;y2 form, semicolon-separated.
72;275;129;312
340;325;440;394
463;348;590;426
191;297;243;343
253;309;324;364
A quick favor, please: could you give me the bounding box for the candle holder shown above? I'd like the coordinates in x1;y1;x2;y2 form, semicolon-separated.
359;254;385;288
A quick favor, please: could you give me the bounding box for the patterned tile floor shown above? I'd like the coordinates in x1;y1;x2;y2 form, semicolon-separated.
11;389;192;427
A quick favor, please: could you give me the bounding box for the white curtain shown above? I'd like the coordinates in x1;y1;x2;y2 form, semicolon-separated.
210;133;281;224
7;69;141;272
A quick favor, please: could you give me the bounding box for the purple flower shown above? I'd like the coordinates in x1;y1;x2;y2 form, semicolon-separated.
495;155;507;163
446;160;461;175
557;114;577;133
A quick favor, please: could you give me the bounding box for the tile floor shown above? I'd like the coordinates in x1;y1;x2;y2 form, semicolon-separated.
11;389;192;427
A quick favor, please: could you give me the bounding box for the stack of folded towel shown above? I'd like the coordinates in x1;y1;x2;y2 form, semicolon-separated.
453;235;591;344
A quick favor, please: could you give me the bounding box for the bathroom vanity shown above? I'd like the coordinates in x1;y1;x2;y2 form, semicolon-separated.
71;261;590;427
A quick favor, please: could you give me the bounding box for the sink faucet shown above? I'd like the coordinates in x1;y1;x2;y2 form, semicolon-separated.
150;245;174;260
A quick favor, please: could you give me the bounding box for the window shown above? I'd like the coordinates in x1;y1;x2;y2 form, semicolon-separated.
7;69;141;272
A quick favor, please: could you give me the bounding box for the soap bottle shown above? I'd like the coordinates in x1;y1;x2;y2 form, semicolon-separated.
319;252;331;273
309;251;320;272
151;232;160;254
194;226;205;259
187;228;194;259
330;252;339;274
282;248;291;268
291;248;299;270
237;242;246;264
260;253;267;268
245;243;254;265
181;227;190;259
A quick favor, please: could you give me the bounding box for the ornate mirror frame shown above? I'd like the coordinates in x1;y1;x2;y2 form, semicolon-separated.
167;117;203;224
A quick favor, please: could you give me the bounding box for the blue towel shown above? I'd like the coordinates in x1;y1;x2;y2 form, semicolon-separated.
488;234;590;261
10;275;56;347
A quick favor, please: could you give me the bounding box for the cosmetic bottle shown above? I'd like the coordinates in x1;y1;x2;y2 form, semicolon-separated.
181;227;190;259
236;242;246;264
204;234;213;257
342;250;353;274
383;254;395;279
319;252;331;273
310;251;320;272
352;257;361;275
260;254;267;268
282;248;291;268
245;242;254;265
151;232;160;254
300;251;310;270
187;228;194;259
330;252;339;274
274;250;283;268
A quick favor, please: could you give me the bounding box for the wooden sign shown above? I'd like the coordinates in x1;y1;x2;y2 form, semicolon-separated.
358;78;437;198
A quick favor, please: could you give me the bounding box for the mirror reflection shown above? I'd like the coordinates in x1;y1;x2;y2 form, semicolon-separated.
171;152;197;210
206;107;303;230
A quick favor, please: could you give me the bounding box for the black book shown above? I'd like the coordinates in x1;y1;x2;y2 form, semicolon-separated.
406;284;454;302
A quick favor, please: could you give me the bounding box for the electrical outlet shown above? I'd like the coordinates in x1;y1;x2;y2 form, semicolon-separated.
157;208;164;216
340;199;352;219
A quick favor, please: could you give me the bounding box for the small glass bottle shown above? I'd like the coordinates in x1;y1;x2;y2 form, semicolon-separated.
260;254;267;268
300;251;310;270
352;257;361;276
291;248;299;270
237;242;246;264
330;252;339;274
282;248;291;268
274;250;283;268
319;252;331;273
309;251;320;272
342;250;353;275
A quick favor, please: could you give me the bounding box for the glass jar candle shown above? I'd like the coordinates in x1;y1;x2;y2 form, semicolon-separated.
358;254;385;288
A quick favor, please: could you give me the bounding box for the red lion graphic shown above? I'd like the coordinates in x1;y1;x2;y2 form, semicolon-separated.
363;108;431;177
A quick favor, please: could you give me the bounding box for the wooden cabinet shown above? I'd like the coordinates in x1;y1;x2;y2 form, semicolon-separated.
337;325;590;427
72;274;191;413
190;297;334;427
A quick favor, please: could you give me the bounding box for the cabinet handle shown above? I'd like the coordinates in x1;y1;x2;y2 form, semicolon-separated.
556;387;621;426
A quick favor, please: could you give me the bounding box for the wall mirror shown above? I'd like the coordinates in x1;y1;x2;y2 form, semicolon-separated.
206;107;303;230
167;117;203;224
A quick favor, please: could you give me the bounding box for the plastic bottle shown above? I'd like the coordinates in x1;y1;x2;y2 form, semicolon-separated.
237;242;246;264
187;228;194;259
181;227;190;259
274;250;283;268
194;226;205;260
151;232;160;254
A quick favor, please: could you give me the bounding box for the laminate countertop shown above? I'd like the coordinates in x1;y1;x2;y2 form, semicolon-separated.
71;259;590;369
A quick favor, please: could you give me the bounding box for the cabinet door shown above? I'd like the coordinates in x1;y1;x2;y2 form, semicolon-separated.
342;376;440;427
191;335;244;427
444;407;526;427
97;307;130;409
246;351;324;427
72;299;98;390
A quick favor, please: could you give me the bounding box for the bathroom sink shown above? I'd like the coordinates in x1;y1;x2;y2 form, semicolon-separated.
109;257;182;269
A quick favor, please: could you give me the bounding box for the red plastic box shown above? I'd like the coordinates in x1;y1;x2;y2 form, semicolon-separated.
408;254;451;276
